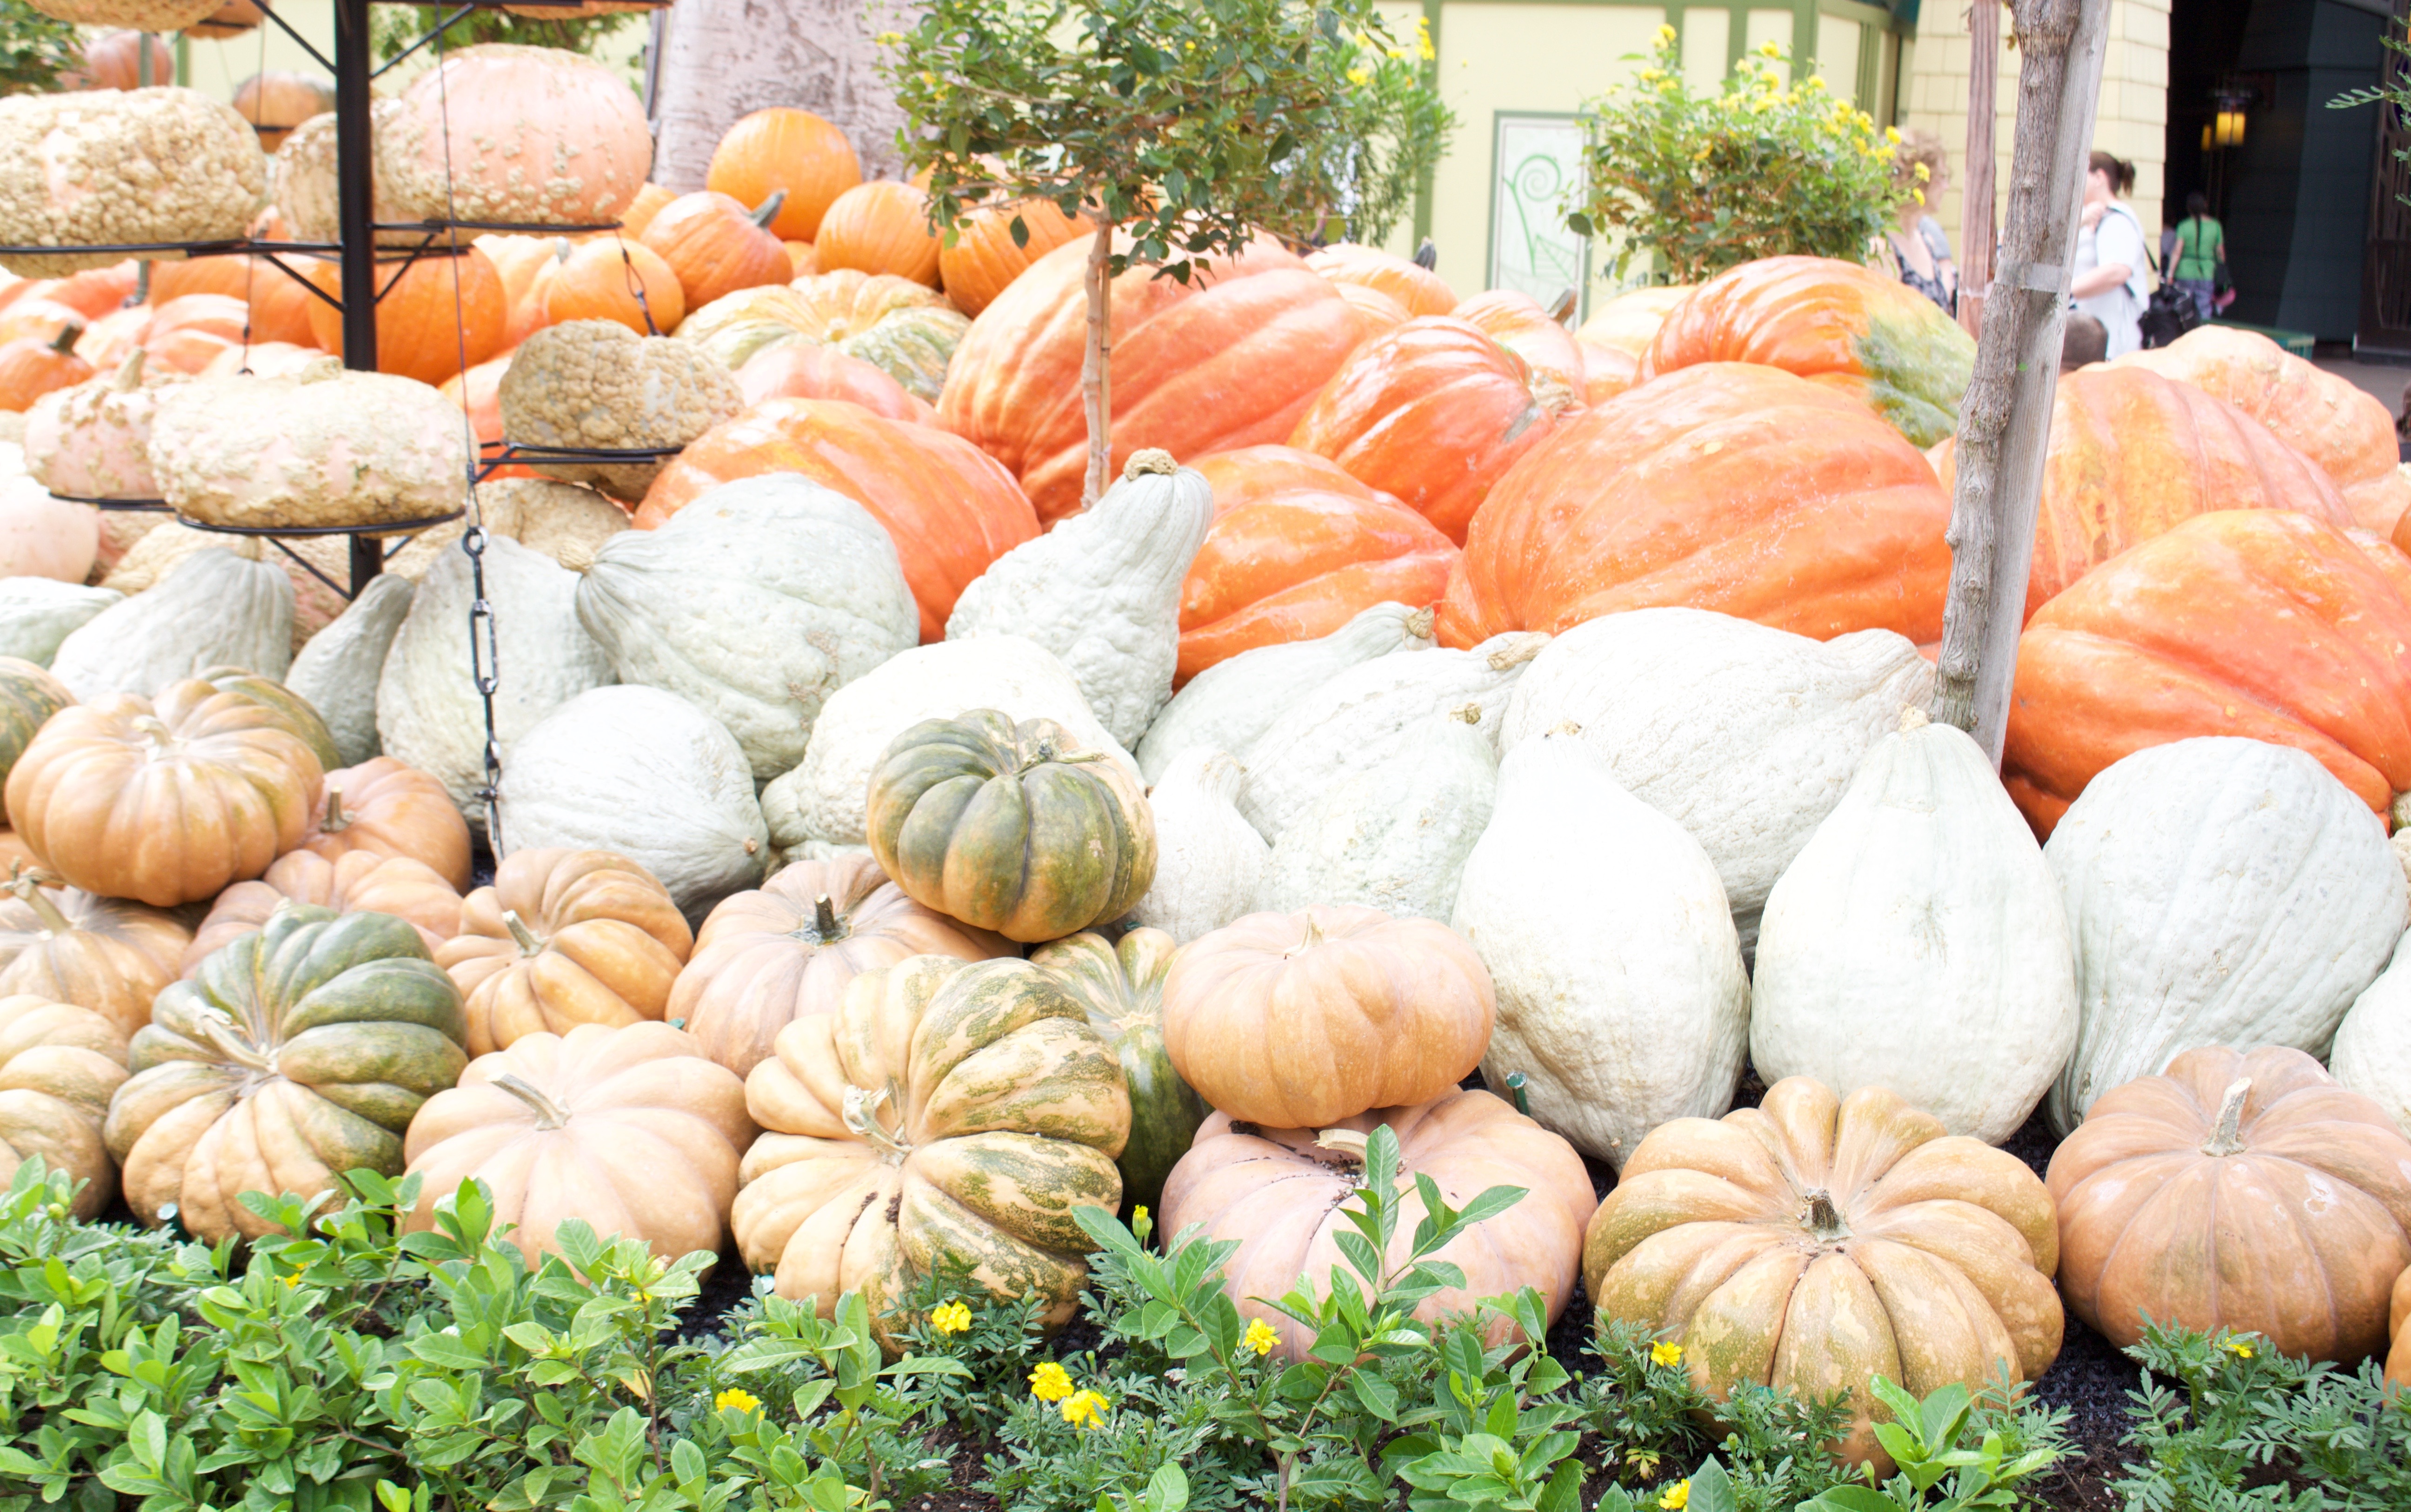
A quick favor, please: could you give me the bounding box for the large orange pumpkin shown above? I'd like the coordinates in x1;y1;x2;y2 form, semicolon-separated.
635;397;1040;643
938;233;1361;526
306;249;507;385
939;197;1092;317
42;265;137;321
734;344;932;424
1176;445;1458;682
1451;290;1584;413
613;182;677;241
542;239;685;337
705;108;861;243
814;181;943;288
1435;362;1954;648
2002;509;2411;836
1303;243;1456;317
148;256;318;348
180;849;462;969
0;329;91;413
1288;315;1559;545
638;190;792;312
1930;366;2352;620
141;295;249;376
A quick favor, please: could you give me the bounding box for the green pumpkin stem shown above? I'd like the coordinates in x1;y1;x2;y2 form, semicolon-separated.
193;1007;273;1074
1802;1191;1850;1244
491;1072;571;1131
500;909;545;957
841;1085;912;1164
320;783;350;835
2200;1078;2253;1157
3;867;74;938
749;188;788;229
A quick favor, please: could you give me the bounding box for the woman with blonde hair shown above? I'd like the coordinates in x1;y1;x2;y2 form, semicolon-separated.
1886;127;1958;313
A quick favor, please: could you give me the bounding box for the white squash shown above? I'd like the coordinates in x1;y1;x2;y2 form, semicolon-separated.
576;478;916;782
1259;706;1498;922
0;477;96;585
1451;729;1749;1168
379;535;615;822
0;577;120;665
769;634;1136;849
286;574;415;766
2045;736;2408;1134
1130;749;1269;943
1135;601;1433;784
496;684;770;922
49;548;291;699
944;450;1213;749
1749;710;2079;1144
1239;632;1546;844
1500;608;1932;948
2331;931;2411;1138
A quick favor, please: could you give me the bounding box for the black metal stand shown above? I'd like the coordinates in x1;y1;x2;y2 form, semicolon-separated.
173;511;468;602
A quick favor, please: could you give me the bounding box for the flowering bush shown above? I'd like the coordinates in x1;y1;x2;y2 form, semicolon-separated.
1568;28;1915;284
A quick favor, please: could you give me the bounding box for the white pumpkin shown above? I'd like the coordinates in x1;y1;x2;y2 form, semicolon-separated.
1749;711;2079;1144
1451;729;1749;1168
49;548;291;699
496;684;769;922
286;574;415;766
1500;608;1933;948
1239;632;1546;844
944;450;1213;748
2331;931;2411;1139
766;634;1136;849
1259;706;1497;922
379;535;615;822
575;477;918;782
0;577;120;665
0;476;96;585
2045;736;2408;1134
1135;600;1433;784
1130;749;1269;944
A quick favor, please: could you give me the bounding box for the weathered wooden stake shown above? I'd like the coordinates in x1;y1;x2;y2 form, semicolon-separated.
1958;0;2000;338
1929;0;2111;761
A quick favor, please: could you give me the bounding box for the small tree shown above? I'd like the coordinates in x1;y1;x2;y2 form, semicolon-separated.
370;7;644;68
0;0;80;97
1568;28;1910;285
886;0;1447;506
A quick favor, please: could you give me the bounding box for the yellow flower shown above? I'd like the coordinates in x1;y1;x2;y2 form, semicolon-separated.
1028;1361;1075;1403
1885;125;1902;144
1348;66;1371;85
928;1300;972;1336
1650;1341;1683;1368
1060;1388;1111;1429
714;1388;761;1415
876;30;902;44
2225;1338;2257;1359
1660;1482;1691;1512
1914;163;1931;181
1656;22;1677;43
1758;39;1782;57
1388;46;1412;60
282;1272;303;1289
1243;1319;1279;1356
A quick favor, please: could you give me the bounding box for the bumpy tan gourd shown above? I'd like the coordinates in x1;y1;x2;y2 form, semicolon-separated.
271;104;422;247
377;46;652;228
498;322;741;498
22;0;219;29
0;89;267;276
23;349;186;501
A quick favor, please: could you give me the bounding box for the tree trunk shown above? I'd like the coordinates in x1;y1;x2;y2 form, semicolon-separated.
1958;0;2000;339
1927;0;2111;760
649;0;922;192
1081;219;1116;508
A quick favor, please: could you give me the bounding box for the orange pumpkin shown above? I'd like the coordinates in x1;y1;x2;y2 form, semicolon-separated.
2391;1265;2411;1388
1434;363;1953;649
1931;366;2353;620
439;353;536;480
181;849;462;970
1576;339;1639;404
542;239;686;337
614;182;677;241
706;108;861;243
503;240;571;347
938;233;1362;526
306;249;508;386
636;396;1040;643
0;298;84;348
61;31;173;92
814;181;943;287
1573;284;1692;358
478;234;559;309
295;757;473;891
1331;281;1412;344
232;72;333;152
2002;509;2411;837
638;190;793;312
1451;290;1584;413
141;295;248;376
785;240;819;277
44;265;138;322
734;344;933;424
938;197;1092;316
0;872;189;1037
1177;445;1458;683
1304;243;1457;316
1289;315;1559;545
146;257;319;348
0;328;91;413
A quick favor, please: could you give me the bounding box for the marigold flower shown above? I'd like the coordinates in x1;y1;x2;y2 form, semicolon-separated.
2225;1338;2257;1359
1650;1341;1683;1368
1660;1481;1691;1511
1349;66;1371;85
1060;1388;1111;1429
929;1300;972;1336
1656;22;1677;43
1028;1361;1075;1402
282;1273;303;1289
1885;125;1903;144
714;1388;761;1414
1243;1319;1279;1356
1758;38;1782;56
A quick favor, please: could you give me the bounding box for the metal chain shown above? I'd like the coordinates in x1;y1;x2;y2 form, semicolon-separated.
463;519;504;851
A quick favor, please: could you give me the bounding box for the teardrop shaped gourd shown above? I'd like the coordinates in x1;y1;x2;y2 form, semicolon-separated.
181;849;462;973
1130;749;1269;944
0;993;129;1219
1259;708;1496;923
0;871;189;1037
438;849;694;1055
1026;928;1205;1213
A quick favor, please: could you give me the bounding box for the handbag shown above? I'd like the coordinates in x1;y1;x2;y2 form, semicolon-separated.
2138;237;2199;349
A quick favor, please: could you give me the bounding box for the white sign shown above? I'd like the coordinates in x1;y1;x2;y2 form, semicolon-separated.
1489;113;1590;319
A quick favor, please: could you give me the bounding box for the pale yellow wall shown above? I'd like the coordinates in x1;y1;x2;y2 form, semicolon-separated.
165;0;650;105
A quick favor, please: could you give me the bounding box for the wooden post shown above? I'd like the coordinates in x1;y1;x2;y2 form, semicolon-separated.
1927;0;2111;760
1958;0;1999;338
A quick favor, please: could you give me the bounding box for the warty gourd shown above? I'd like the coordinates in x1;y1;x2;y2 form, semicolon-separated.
0;89;267;277
498;322;743;500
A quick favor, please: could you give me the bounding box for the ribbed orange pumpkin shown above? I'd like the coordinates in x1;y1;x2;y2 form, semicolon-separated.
939;233;1362;526
1177;445;1458;683
142;295;248;376
705;108;861;243
296;757;473;891
1452;290;1584;413
615;182;677;241
61;30;172;92
735;344;932;424
147;257;319;348
541;239;685;337
306;249;507;385
0;329;91;413
636;397;1040;642
1288;316;1559;545
638;190;792;312
938;197;1092;316
44;266;137;321
181;849;462;970
479;234;559;309
1434;363;1953;648
1331;281;1412;344
814;181;942;287
1577;340;1639;404
2002;509;2411;836
439;353;534;479
0;298;83;348
232;72;333;151
1931;367;2352;620
1304;243;1457;316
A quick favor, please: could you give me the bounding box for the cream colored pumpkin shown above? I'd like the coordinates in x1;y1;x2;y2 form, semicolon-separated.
49;548;290;700
1259;706;1496;922
0;579;119;666
23;349;185;501
0;477;96;585
2331;931;2411;1139
0;993;128;1219
377;46;653;228
286;576;414;767
1129;749;1269;944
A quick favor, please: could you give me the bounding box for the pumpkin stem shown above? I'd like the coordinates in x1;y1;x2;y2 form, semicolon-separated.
1287;913;1325;958
1121;449;1178;480
491;1072;572;1131
796;893;845;944
748;188;788;229
1313;1127;1370;1165
841;1084;913;1164
193;1007;273;1074
500;909;546;957
3;867;74;938
2201;1078;2253;1157
2392;790;2411;832
111;348;146;391
1898;706;1931;734
1450;703;1481;725
1802;1190;1851;1243
320;783;351;834
47;323;82;357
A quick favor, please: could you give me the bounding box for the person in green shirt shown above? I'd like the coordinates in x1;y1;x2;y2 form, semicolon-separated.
2171;191;2225;323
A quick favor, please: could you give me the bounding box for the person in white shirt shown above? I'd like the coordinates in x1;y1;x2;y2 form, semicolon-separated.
2072;151;2149;357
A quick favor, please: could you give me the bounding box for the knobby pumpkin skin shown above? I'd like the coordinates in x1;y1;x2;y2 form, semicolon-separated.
866;712;1156;945
437;848;695;1056
0;658;69;790
105;905;469;1242
1436;363;1953;649
1160;904;1494;1129
181;849;462;971
2002;509;2411;836
402;1021;758;1265
1638;255;1977;447
667;854;1018;1079
2047;1046;2411;1362
1585;1077;2064;1469
1161;1090;1596;1361
0;993;129;1219
295;757;474;892
732;955;1131;1349
1027;928;1207;1213
0;872;189;1037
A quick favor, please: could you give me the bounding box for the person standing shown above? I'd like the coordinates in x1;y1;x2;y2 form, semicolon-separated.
2169;191;2225;324
1885;129;1958;314
2072;151;2149;357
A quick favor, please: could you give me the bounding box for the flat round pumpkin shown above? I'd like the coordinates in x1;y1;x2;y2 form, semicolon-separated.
1027;928;1206;1212
666;854;1017;1078
402;1021;756;1264
1452;290;1585;414
2047;1045;2411;1362
438;848;694;1056
193;664;342;774
295;757;474;892
105;905;469;1241
181;849;462;973
1159;904;1494;1128
1585;1076;2063;1468
732;955;1130;1346
0;993;128;1219
0;871;190;1037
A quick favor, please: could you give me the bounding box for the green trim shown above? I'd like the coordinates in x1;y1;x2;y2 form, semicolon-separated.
1413;0;1442;246
173;33;188;87
1484;109;1593;318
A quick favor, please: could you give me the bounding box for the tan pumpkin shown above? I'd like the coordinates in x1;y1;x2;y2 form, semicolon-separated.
437;848;695;1056
0;994;128;1219
180;849;463;973
667;854;1015;1079
232;72;333;152
2390;1266;2411;1389
294;757;473;891
401;1021;756;1264
0;871;188;1037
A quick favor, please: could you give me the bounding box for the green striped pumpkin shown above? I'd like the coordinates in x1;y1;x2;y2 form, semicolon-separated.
193;664;342;774
1027;928;1206;1214
0;657;70;791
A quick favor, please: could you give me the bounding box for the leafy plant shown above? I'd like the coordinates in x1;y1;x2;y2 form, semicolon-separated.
1383;1294;1591;1512
369;6;643;70
0;0;77;97
1798;1376;2066;1511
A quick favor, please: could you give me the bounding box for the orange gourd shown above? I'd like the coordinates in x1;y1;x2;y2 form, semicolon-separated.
542;239;685;337
2391;1267;2411;1389
1304;243;1457;316
44;265;138;321
614;182;677;241
0;328;91;413
813;181;943;287
734;344;932;424
1574;284;1692;358
0;299;83;348
503;240;570;347
1576;339;1639;404
0;872;189;1038
232;72;333;152
61;31;172;91
638;190;793;312
141;295;249;376
146;257;319;348
938;197;1092;316
439;353;533;479
1451;290;1584;413
295;757;474;891
1331;281;1412;344
705;108;861;243
306;249;508;385
181;849;462;969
